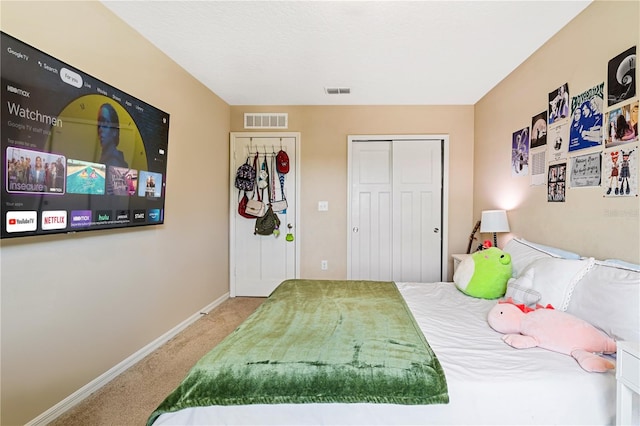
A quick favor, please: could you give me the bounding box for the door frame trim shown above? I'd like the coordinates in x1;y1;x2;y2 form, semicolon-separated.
347;134;450;281
229;132;301;297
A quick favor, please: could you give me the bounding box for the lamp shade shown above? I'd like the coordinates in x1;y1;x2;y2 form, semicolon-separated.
480;210;510;233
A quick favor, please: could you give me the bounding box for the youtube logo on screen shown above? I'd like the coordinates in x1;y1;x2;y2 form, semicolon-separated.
6;211;37;233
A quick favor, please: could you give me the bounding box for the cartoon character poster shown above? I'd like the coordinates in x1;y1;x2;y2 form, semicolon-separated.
531;111;548;148
548;83;569;124
547;121;569;163
569;83;604;152
607;46;636;107
602;145;638;197
605;100;639;148
547;162;566;202
511;127;529;177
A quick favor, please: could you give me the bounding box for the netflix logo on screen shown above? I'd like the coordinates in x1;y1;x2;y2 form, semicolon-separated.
41;210;67;230
6;211;37;233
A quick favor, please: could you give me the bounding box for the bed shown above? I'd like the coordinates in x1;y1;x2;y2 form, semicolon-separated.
148;238;640;425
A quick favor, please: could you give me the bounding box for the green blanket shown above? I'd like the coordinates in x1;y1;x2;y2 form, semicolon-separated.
147;280;448;425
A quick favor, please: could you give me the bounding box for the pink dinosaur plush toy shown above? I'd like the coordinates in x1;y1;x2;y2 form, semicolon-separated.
487;298;617;372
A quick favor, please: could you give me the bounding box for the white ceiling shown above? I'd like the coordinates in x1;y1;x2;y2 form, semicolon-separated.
101;1;592;106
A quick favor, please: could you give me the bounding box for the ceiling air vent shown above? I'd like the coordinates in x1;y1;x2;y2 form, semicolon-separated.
244;113;288;129
325;87;351;95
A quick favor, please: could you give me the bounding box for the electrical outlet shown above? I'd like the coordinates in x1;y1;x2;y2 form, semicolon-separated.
321;260;328;270
318;201;329;211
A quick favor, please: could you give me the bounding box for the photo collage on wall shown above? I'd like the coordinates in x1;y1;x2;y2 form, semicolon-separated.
511;45;637;202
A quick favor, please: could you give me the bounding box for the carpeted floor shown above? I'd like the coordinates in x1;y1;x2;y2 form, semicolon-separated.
49;296;264;426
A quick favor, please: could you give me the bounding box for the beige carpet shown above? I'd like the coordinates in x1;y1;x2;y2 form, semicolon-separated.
49;296;264;426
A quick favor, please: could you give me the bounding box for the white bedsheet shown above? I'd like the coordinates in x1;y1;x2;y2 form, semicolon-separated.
153;282;616;425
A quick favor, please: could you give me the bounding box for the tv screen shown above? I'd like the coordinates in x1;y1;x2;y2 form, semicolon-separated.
1;32;170;239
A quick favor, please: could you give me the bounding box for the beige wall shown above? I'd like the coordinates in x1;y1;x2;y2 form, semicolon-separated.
475;1;639;262
1;2;231;425
230;106;475;279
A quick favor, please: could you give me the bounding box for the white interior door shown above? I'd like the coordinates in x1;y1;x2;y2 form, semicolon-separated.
230;133;299;297
392;140;442;282
349;141;393;280
348;136;447;282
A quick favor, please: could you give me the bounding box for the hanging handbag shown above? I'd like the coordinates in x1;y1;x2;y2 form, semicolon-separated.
238;193;254;218
270;199;288;213
246;198;266;217
245;152;266;217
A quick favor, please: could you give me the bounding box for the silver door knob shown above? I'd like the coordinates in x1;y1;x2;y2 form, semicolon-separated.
353;227;359;233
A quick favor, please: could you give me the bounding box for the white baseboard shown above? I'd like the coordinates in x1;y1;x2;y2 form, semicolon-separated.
26;292;230;426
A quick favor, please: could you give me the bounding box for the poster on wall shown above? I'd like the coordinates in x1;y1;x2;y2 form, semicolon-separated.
569;152;601;188
548;121;569;162
569;83;604;152
511;127;529;177
531;111;548;148
602;145;638;197
548;83;570;124
530;149;546;186
607;46;636;107
604;100;639;147
547;162;566;202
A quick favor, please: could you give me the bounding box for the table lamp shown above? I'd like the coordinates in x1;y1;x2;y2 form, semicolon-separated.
480;210;510;248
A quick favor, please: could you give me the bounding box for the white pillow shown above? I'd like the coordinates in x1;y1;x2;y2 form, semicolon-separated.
520;257;594;311
567;260;640;342
504;268;541;307
503;237;581;278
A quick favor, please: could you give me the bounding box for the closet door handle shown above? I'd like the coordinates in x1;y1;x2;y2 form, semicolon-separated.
353;227;359;233
433;227;440;233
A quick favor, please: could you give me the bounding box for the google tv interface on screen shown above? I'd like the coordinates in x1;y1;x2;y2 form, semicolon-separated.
1;31;170;239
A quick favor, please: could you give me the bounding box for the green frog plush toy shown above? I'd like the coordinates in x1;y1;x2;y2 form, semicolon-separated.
454;247;512;299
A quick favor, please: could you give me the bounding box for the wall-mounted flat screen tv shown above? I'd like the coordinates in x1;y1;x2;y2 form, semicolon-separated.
1;32;170;239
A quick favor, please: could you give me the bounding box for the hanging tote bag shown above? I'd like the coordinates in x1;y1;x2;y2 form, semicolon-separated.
245;152;266;217
238;193;254;218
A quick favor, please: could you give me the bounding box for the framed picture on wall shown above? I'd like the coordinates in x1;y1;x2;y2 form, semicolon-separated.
605;100;639;148
548;121;569;163
548;83;570;124
531;111;548;148
569;83;604;152
547;162;566;202
602;146;638;197
569;152;601;188
511;127;529;177
607;46;636;107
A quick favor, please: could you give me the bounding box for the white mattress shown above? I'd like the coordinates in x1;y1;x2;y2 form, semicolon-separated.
153;282;616;425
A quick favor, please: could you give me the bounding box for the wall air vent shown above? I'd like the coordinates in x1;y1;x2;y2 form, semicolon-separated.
325;87;351;95
244;113;288;129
